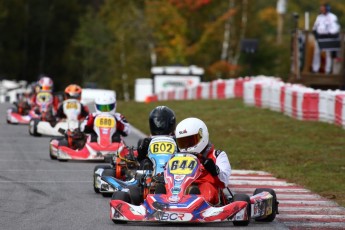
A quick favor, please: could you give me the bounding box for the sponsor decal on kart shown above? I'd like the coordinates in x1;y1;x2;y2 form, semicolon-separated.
156;211;193;221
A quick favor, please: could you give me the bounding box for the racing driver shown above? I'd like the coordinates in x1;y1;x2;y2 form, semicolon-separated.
175;117;231;205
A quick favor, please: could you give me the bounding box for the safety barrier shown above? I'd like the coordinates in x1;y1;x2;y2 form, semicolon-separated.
145;76;345;129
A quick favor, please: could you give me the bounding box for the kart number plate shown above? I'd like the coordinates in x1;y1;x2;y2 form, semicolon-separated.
66;101;78;109
36;92;53;104
149;142;175;154
168;156;197;175
95;116;116;128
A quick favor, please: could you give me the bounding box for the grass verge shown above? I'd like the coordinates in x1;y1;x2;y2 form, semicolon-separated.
118;99;345;207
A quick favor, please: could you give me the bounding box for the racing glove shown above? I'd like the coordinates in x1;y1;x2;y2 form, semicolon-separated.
203;158;220;176
137;137;151;162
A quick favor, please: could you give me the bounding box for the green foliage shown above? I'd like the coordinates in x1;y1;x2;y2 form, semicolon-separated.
118;99;345;207
2;0;345;94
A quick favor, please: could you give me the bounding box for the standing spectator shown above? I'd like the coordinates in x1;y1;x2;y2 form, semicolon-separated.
312;3;340;74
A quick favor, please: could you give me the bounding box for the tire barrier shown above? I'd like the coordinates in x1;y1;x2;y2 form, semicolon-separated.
145;75;345;129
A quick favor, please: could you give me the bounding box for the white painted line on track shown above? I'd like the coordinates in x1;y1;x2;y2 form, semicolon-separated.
0;180;92;183
277;214;345;220
280;207;345;215
276;194;324;199
279;207;345;212
280;200;340;205
233;188;312;193
230;180;296;186
0;169;92;172
230;176;279;180
231;169;271;175
284;222;345;229
0;159;45;162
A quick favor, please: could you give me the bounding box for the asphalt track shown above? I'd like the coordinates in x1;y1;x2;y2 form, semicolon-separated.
0;103;288;230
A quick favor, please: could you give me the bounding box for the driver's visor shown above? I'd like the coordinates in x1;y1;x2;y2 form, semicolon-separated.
96;104;115;112
176;133;201;149
41;85;52;91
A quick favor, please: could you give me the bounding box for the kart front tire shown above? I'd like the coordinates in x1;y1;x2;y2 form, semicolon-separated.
233;194;251;226
111;191;130;224
101;169;116;197
93;165;112;193
128;185;143;205
253;188;278;222
29;119;41;136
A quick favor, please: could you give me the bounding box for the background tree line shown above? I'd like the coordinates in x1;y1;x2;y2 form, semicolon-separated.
0;0;344;99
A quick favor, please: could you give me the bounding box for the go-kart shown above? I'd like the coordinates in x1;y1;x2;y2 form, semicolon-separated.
49;113;127;161
110;152;278;226
28;91;56;135
7;95;39;125
95;136;176;197
93;146;139;196
29;98;84;137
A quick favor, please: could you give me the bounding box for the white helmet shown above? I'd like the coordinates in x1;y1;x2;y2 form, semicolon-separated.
94;92;116;115
175;117;209;154
38;76;53;92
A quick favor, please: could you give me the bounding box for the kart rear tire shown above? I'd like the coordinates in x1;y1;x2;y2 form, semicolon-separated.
101;169;116;197
253;188;278;222
232;194;251;226
111;191;130;224
128;185;143;205
93;165;112;193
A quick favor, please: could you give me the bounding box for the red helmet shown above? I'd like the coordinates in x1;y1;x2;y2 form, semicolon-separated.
38;76;53;92
64;84;82;100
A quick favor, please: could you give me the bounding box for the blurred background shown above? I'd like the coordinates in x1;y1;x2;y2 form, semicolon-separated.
0;0;344;99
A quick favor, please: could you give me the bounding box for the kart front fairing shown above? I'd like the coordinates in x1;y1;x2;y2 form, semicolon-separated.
57;140;124;160
7;108;38;124
110;194;249;222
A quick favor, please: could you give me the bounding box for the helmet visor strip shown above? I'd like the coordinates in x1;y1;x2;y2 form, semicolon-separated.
96;104;115;112
176;133;201;150
41;85;51;91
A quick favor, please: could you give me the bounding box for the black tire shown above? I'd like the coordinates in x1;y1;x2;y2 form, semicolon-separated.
154;183;166;194
111;191;130;224
232;194;251;226
29;118;41;136
128;185;143;205
101;169;116;197
253;188;278;222
137;138;144;149
139;159;153;171
49;151;56;159
188;185;201;195
49;137;62;160
93;165;112;193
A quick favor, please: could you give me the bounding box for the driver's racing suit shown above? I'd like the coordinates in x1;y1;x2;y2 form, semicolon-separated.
195;143;231;205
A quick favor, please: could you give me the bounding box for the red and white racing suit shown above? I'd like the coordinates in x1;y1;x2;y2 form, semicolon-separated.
195;143;231;205
81;112;130;142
